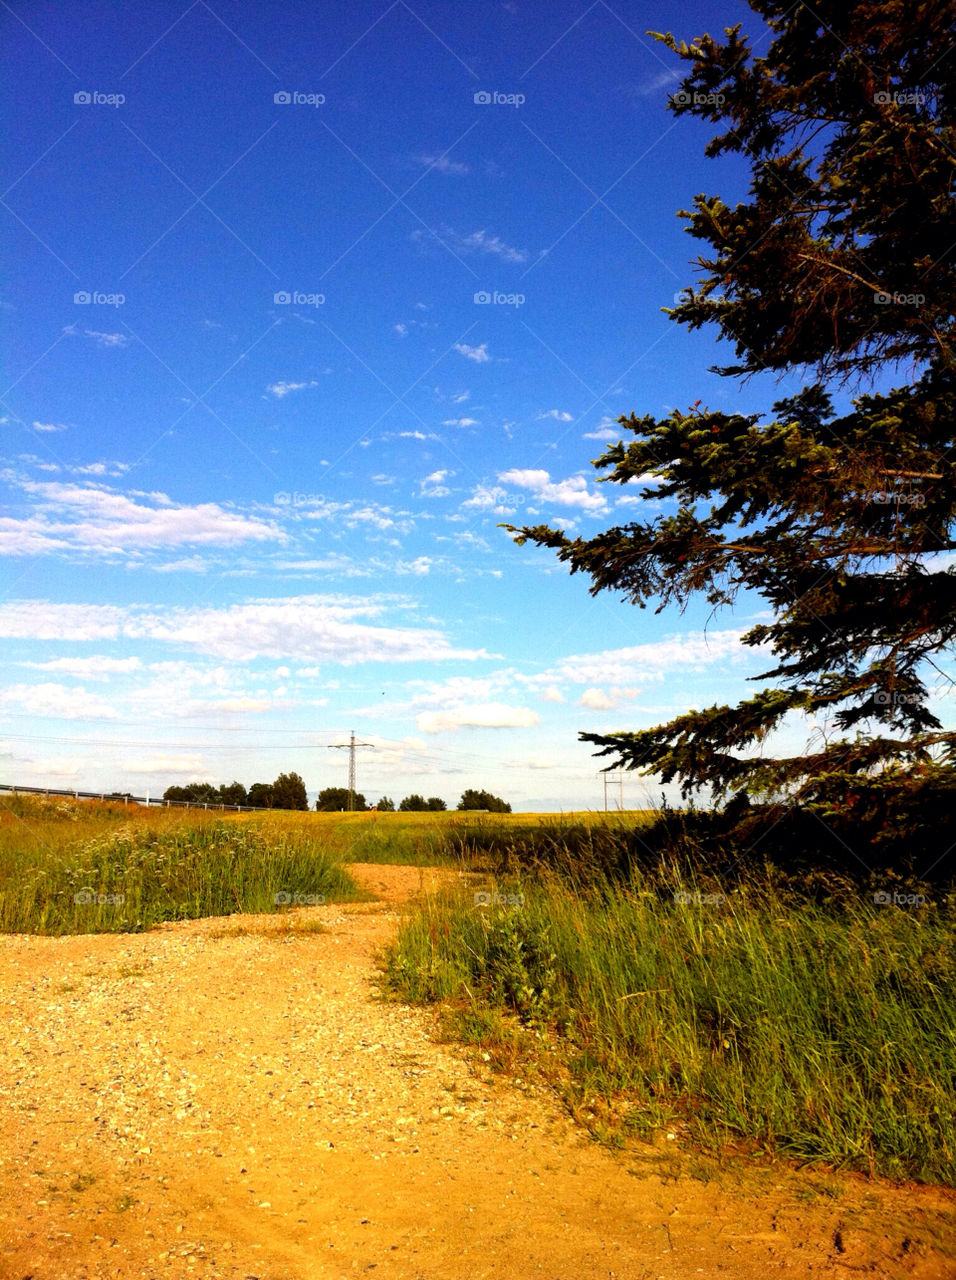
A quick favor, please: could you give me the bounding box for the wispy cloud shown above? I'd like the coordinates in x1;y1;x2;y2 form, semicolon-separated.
267;380;318;398
454;342;489;363
83;329;128;348
0;595;489;665
421;469;451;497
0;479;281;558
417;702;539;733
414;224;528;264
416;154;469;176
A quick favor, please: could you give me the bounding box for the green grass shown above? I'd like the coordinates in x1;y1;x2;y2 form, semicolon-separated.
0;794;361;934
381;865;956;1185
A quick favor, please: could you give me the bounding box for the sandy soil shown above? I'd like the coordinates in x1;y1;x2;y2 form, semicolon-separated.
0;862;953;1280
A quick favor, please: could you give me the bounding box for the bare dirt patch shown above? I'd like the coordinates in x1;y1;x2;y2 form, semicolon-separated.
0;863;952;1279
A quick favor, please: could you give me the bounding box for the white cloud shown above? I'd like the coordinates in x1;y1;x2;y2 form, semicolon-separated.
0;602;126;641
74;461;131;477
541;685;564;703
416;154;469;176
462;483;524;513
0;682;120;719
153;556;212;573
421;470;451;498
33;420;69;433
415;225;527;263
442;417;479;428
21;655;142;680
454;342;489;364
538;410;574;422
0;480;281;558
417;702;540;733
579;686;639;710
122;754;209;775
84;330;128;348
531;630;762;687
395;556;432;576
0;596;487;665
498;468;607;513
583;427;619;441
393;323;408;336
267;380;318;398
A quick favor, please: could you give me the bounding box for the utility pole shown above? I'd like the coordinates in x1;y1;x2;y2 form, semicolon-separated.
329;730;375;810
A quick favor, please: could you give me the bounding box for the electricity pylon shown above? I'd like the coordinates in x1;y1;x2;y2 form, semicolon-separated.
329;730;375;810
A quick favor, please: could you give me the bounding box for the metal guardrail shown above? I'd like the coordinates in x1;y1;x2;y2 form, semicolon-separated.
0;783;278;813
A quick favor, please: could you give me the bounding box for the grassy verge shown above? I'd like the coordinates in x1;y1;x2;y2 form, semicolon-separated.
381;866;956;1185
0;794;361;934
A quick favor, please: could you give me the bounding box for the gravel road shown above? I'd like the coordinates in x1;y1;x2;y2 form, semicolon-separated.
1;863;953;1280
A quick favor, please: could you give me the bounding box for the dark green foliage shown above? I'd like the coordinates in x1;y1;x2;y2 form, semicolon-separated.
458;788;512;813
315;786;367;812
398;794;428;811
376;796;396;812
399;794;448;811
219;780;247;806
247;782;274;809
271;772;309;811
162;783;220;804
506;1;956;864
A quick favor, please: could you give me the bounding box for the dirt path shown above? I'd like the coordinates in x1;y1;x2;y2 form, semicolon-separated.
1;863;953;1280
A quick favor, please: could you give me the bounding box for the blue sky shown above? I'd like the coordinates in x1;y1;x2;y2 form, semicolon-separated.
1;0;884;809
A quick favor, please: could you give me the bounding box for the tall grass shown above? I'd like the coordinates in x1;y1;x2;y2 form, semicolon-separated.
382;865;956;1184
0;794;360;934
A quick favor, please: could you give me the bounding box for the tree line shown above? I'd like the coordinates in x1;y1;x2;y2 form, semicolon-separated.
163;776;510;813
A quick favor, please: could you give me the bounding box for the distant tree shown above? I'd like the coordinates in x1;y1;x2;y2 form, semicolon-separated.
426;797;447;811
457;789;511;813
377;796;396;812
399;794;428;811
315;786;368;812
248;782;275;809
219;780;248;806
271;771;309;811
165;781;219;804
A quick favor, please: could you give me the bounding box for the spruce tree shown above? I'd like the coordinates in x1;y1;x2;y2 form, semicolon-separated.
508;2;956;857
